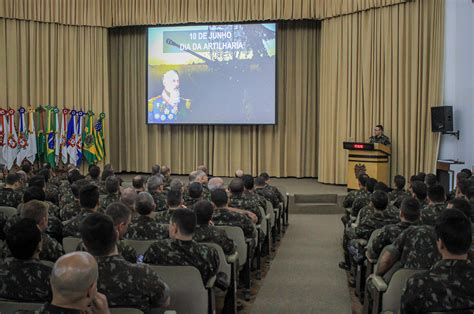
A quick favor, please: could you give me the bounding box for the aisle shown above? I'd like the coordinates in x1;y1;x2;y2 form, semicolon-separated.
251;215;351;314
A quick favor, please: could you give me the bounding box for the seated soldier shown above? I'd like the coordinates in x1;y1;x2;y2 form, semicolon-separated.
456;178;472;200
147;175;167;211
358;182;399;222
125;192;168;240
421;184;447;225
228;178;262;224
151;164;161;176
160;165;172;187
184;182;204;208
351;178;377;218
401;209;474;313
447;171;469;201
366;198;420;260
20;160;34;180
447;197;473;223
343;174;370;209
41;251;109;313
410;181;428;208
38;167;60;205
255;176;280;209
424;173;438;189
28;175;61;219
132;175;146;193
259;172;285;204
120;187;138;218
0;173;23;208
169;178;185;193
389;175;410;204
0;218;52;302
155;189;185;224
100;176;121;212
88;164;101;186
185;170;209;200
144;208;219;285
60;179;89;221
100;167;115;194
81;213;170;311
193;200;236;256
63;184;100;237
242;174;267;211
59;169;84;209
208;177;225;192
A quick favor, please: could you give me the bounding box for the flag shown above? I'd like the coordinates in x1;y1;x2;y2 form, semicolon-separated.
76;110;85;167
16;107;29;166
45;106;56;167
59;108;69;164
3;108;19;169
26;106;37;164
94;112;106;161
36;106;46;163
83;111;98;164
53;107;60;164
67;110;78;165
0;109;7;165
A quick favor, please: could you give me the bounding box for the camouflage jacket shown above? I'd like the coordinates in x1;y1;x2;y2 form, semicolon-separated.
60;200;81;221
351;209;399;240
150;191;168;212
59;192;75;212
212;207;257;240
369;134;391;145
125;215;169;240
17;201;61;220
401;259;474;314
244;190;267;211
202;185;211;200
155;208;179;224
229;194;263;224
183;195;202;208
0;187;23;208
387;225;441;269
265;184;284;203
420;203;446;226
0;257;52;302
96;255;170;311
351;191;371;217
76;240;137;264
0;212;6;240
4;213;63;244
45;182;60;205
62;209;95;237
100;193;120;212
388;189;410;202
144;238;219;285
343;189;366;209
193;224;236;256
367;220;417;259
255;187;279;208
0;233;64;263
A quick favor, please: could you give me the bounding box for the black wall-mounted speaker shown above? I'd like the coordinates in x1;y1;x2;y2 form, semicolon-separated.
431;106;453;132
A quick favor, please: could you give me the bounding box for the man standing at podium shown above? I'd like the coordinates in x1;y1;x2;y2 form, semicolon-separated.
369;124;391;145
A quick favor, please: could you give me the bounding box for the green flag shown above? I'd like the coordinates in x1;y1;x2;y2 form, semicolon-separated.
36;106;46;163
83;111;98;164
94;113;105;161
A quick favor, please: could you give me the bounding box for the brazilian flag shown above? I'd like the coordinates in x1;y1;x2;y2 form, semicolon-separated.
45;106;56;167
83;111;98;164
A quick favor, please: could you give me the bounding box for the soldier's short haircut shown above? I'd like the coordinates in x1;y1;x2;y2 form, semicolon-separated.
5;173;20;185
170;208;196;236
208;178;224;191
211;189;228;208
21;200;48;224
358;174;369;187
132;176;145;189
101;168;114;182
424;173;437;188
38;168;50;183
393;175;406;191
105;202;131;225
80;213;116;256
435;209;472;255
68;169;84;184
242;175;254;190
194;200;214;225
161;165;171;175
254;176;266;187
89;165;101;180
371;191;388;210
229;178;244;194
417;172;426;183
188;182;203;199
400;198;421;222
375;124;384;131
6;218;41;260
105;176;120;194
147;175;164;192
456;171;469;182
28;175;46;189
120;187;137;207
135;192;155;215
189;170;199;183
374;182;389;192
151;164;161;175
167;189;182;207
197;165;208;175
71;179;90;198
20;161;32;174
448;198;472;222
23;186;46;202
457;179;472;196
259;172;270;181
411;181;427;200
79;184;100;209
366;178;378;193
410;175;424;184
428;185;446;203
460;168;472;178
170;178;184;191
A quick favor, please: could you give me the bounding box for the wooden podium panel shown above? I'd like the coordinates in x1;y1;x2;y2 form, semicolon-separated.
343;142;391;190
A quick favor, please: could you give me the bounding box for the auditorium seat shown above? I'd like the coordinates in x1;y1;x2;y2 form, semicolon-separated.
62;236;82;253
122;239;155;257
0;300;42;314
0;206;17;218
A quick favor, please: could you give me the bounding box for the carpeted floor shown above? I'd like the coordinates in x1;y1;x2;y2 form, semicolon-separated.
250;215;351;314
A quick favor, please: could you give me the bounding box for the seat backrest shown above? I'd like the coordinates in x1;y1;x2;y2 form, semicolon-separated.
0;300;43;314
0;206;17;218
215;226;247;265
123;239;156;256
365;228;383;256
258;206;267;236
266;200;275;227
202;242;231;279
148;265;208;314
62;236;82;254
110;308;144;314
382;268;425;313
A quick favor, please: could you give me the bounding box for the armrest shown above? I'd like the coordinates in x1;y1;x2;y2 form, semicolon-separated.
371;275;388;292
265;214;271;220
245;238;252;244
226;252;238;264
351;223;358;228
206;275;217;289
354;239;368;247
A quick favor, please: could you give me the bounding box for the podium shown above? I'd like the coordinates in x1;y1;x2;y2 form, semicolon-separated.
343;142;391;190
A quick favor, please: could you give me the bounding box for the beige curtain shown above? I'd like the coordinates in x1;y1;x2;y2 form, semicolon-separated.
0;18;110;165
318;0;444;184
108;21;320;177
0;0;406;27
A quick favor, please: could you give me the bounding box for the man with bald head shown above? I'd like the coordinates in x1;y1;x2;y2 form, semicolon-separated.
132;175;146;193
41;252;109;313
208;177;225;192
235;169;244;178
120;187;138;217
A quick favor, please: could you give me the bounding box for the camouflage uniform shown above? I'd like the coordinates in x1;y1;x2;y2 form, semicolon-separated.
155;208;177;224
202;185;211;200
351;191;371;217
125;215;169;240
367;220;417;259
183;196;201;208
144;238;219;284
229;194;263;224
97;255;170;311
76;240;137;264
60;200;81;221
0;257;52;302
45;182;60;205
59;191;75;211
0;233;64;262
193;224;236;256
0;187;23;208
255;187;279;208
3;213;63;244
212;207;257;241
420;203;446;226
369;134;391;145
163;176;172;188
244;190;267;211
150;191;168;212
264;184;284;203
62;209;95;237
401;259;474;313
343;189;366;208
388;189;410;203
347;209;398;241
100;193;120;212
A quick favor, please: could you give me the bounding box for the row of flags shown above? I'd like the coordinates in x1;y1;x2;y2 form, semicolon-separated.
0;105;105;170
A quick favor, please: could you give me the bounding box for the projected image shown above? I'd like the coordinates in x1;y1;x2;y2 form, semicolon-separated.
147;23;277;124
